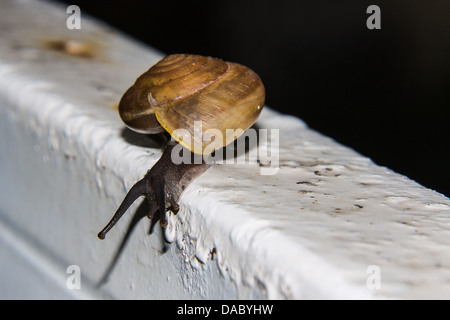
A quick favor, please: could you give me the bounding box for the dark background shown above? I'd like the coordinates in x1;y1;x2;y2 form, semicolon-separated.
55;0;449;197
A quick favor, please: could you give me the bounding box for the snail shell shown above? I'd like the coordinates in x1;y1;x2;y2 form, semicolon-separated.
119;54;265;155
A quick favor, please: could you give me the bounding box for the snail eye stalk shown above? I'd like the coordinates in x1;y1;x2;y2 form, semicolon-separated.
98;178;147;240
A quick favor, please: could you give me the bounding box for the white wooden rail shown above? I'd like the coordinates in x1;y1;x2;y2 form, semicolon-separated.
0;0;449;299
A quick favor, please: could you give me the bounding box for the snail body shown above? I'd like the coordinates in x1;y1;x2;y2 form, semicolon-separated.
98;54;265;239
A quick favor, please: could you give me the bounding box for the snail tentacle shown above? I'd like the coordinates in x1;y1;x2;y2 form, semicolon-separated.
97;177;148;240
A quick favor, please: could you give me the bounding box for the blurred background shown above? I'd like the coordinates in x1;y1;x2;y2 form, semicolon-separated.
54;0;449;196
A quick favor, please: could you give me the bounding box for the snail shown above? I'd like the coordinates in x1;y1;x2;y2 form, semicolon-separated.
98;54;265;240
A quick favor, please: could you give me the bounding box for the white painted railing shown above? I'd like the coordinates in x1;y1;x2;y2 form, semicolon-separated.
0;0;449;299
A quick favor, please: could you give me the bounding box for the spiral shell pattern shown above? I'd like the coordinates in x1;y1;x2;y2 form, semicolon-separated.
119;54;265;154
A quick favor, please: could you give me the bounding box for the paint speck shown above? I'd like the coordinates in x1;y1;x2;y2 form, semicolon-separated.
296;181;317;186
44;39;97;58
210;248;217;261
